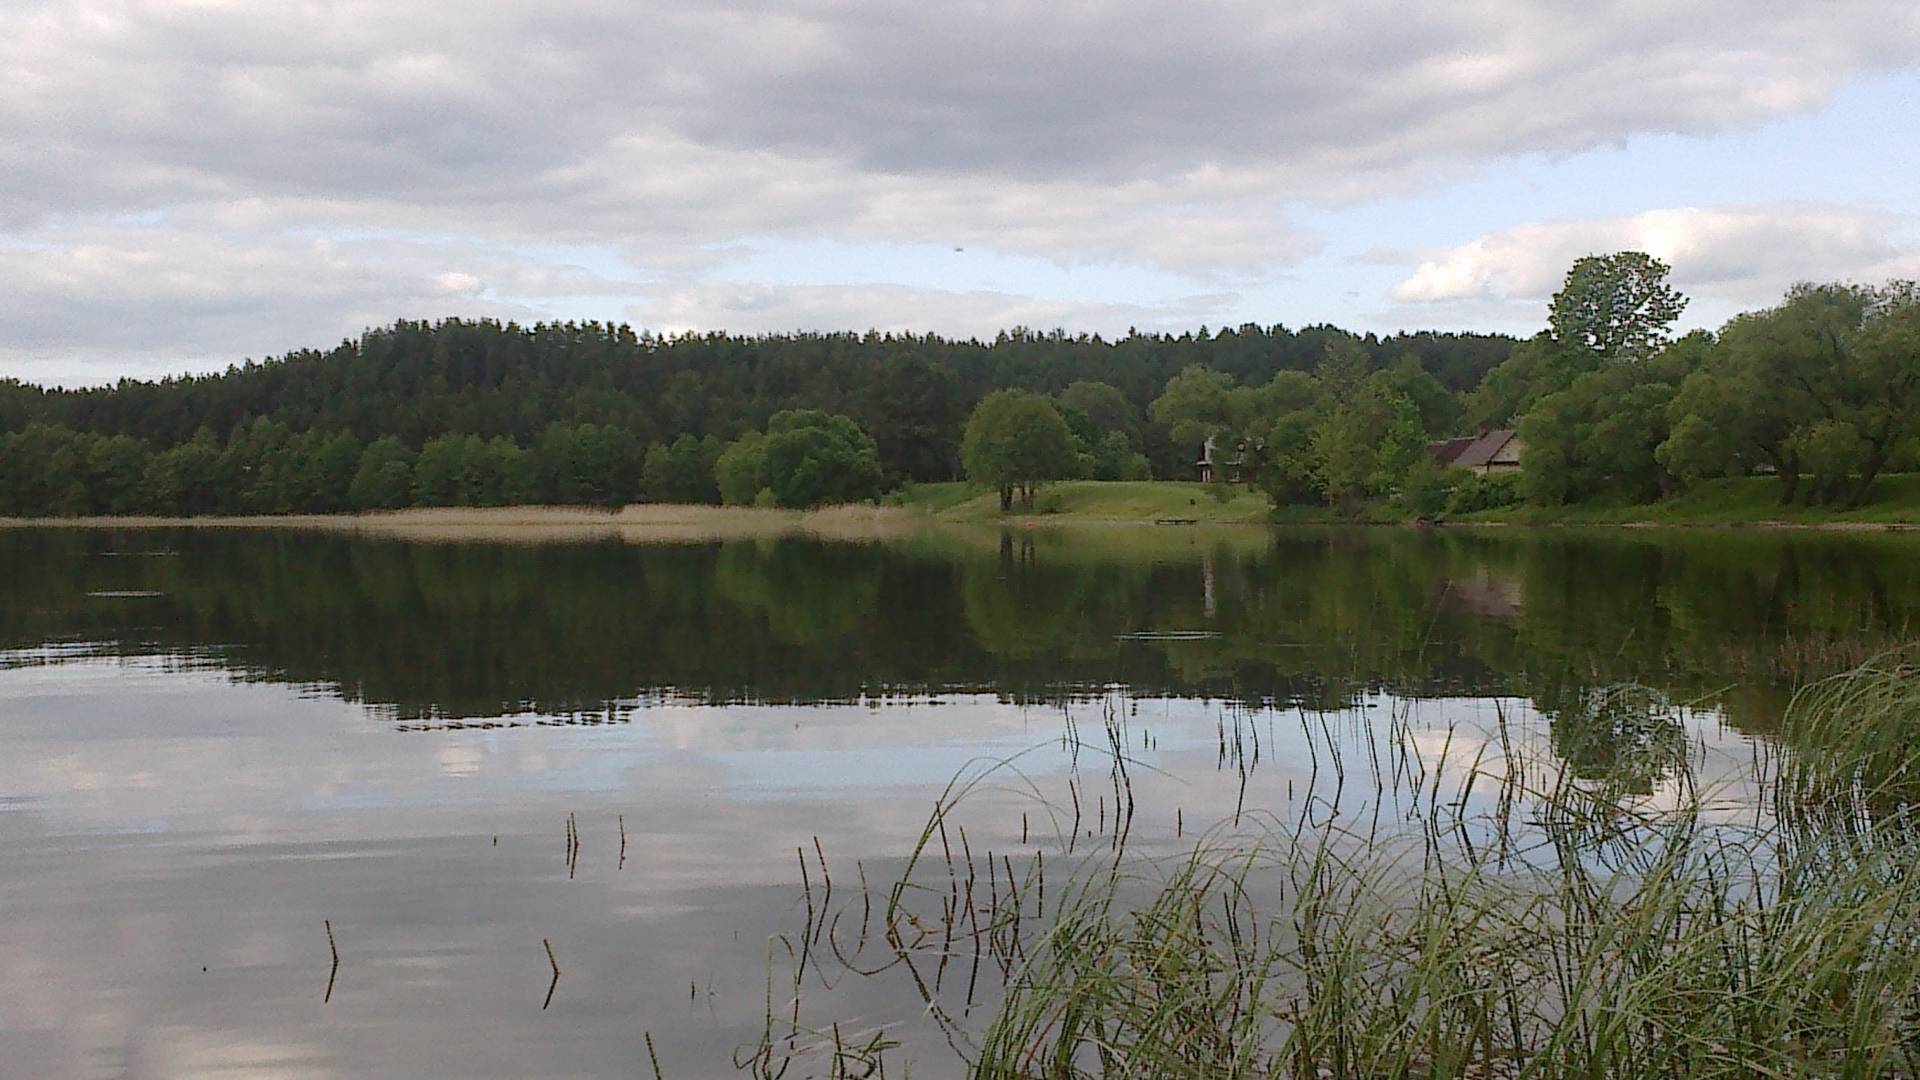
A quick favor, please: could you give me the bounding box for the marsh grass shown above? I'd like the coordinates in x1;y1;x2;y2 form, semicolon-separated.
753;664;1920;1078
1778;649;1920;817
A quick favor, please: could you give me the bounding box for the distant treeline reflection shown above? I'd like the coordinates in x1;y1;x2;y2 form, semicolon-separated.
3;528;1915;739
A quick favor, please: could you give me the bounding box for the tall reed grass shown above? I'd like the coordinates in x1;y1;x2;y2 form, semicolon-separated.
750;660;1920;1078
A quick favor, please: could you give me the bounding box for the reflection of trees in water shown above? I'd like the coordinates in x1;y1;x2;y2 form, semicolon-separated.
712;542;882;646
4;529;1920;758
1538;683;1690;796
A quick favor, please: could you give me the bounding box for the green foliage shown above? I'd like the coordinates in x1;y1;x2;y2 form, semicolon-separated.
1466;332;1595;429
1084;429;1151;481
10;262;1919;524
1660;281;1920;508
535;422;643;506
1394;456;1456;518
754;410;883;508
349;436;415;510
1147;365;1239;449
1057;380;1139;444
1518;334;1705;505
0;318;1516;488
1312;337;1373;401
1549;251;1689;362
641;433;720;504
406;433;533;507
853;354;963;484
1374;358;1463;435
1249;409;1320;505
1311;379;1424;505
0;426;152;516
961;390;1079;511
1445;471;1523;514
714;432;766;506
1790;418;1873;506
1058;380;1149;480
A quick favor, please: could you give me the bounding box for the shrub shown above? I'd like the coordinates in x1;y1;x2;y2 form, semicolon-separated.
1445;470;1523;514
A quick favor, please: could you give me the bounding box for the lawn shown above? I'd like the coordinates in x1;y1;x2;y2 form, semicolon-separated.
1465;474;1920;527
897;479;1274;524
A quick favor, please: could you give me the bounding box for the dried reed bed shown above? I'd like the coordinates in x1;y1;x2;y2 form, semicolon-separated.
0;503;929;544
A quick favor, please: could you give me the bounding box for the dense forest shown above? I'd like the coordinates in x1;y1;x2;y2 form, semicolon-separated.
0;322;1511;516
3;252;1916;518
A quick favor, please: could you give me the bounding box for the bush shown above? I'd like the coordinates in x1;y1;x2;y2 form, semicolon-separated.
1395;457;1457;518
1445;470;1524;514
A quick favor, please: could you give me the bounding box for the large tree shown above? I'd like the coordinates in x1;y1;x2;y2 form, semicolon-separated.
1659;281;1920;507
755;411;883;508
1057;380;1140;444
961;390;1078;511
1549;252;1689;363
1517;331;1710;506
1146;366;1240;449
1310;379;1424;507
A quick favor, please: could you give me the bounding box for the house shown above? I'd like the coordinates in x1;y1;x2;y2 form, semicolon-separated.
1428;429;1522;475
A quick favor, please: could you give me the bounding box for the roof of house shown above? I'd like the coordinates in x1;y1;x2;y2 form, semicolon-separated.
1426;436;1477;465
1453;429;1519;469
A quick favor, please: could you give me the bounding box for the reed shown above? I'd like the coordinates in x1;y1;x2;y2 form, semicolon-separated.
762;658;1920;1078
542;938;561;1010
323;919;339;1004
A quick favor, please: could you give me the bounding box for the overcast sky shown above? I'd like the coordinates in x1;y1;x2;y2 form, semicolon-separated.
4;0;1918;385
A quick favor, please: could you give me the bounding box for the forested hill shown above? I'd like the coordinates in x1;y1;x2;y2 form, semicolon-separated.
0;319;1514;481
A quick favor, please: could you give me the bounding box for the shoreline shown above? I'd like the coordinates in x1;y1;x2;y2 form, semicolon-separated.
9;483;1920;536
0;503;929;543
9;505;1920;535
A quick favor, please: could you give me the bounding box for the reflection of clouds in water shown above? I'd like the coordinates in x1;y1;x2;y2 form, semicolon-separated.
436;744;485;777
139;1033;345;1080
0;660;1790;1077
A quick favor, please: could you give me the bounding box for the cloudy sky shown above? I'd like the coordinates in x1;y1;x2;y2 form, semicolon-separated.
4;0;1918;385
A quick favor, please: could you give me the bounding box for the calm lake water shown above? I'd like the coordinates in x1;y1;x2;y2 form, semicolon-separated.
4;524;1918;1077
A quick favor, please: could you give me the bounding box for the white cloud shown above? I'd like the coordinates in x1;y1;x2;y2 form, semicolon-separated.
1;0;1917;374
632;283;1239;340
1389;205;1920;320
0;224;638;382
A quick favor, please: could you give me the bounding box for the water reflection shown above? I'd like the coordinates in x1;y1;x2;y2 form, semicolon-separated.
4;526;1918;731
2;525;1916;1076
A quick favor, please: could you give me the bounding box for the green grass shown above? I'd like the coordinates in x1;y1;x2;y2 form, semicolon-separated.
899;480;1277;524
1463;474;1920;527
900;474;1920;531
760;660;1920;1078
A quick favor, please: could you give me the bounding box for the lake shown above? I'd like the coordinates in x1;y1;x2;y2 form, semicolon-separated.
4;524;1917;1077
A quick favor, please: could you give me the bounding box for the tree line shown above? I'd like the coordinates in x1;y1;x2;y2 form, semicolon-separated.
0;322;1512;516
1139;254;1920;515
4;255;1914;519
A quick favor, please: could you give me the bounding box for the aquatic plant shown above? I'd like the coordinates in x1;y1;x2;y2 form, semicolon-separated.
753;662;1920;1078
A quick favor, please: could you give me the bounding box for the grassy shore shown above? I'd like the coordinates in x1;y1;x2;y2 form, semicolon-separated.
901;476;1920;529
1458;474;1920;528
897;479;1274;524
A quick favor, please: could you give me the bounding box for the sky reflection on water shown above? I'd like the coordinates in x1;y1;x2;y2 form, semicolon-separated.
2;526;1912;1076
